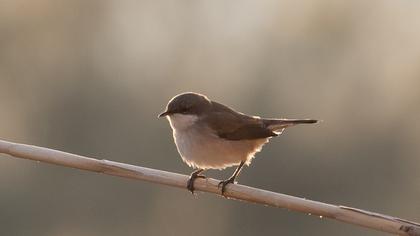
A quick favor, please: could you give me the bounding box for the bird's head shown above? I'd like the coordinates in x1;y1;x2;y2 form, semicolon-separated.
158;92;211;118
158;92;212;130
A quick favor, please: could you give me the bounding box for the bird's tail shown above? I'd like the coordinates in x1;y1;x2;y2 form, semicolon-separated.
263;118;318;131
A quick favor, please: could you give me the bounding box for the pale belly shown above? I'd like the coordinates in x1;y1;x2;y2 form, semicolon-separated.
173;127;268;169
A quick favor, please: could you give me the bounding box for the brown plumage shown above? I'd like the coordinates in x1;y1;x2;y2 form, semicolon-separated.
159;92;318;194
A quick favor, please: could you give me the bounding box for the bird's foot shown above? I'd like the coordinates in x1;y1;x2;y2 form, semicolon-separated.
218;177;236;195
187;172;206;194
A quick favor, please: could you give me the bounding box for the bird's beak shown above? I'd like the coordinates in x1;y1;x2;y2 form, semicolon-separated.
158;110;171;118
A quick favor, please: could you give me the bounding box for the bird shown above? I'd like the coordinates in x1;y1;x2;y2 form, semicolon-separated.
158;92;318;195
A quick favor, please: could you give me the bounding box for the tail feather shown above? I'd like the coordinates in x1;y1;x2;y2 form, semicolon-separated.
264;119;318;131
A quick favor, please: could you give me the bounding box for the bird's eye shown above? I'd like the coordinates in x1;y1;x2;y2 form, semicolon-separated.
180;107;191;114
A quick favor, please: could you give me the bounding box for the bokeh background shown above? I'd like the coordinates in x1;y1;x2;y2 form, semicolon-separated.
1;0;420;235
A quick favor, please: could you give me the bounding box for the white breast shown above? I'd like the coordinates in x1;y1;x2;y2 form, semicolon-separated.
168;114;269;169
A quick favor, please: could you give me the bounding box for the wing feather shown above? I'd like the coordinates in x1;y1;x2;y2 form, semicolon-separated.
199;102;277;141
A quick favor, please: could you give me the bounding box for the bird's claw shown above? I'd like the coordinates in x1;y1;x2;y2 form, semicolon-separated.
218;177;236;195
187;173;206;194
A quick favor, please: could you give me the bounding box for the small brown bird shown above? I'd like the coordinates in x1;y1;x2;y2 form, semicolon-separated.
159;92;317;194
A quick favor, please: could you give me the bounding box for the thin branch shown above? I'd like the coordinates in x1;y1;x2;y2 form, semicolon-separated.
0;139;419;236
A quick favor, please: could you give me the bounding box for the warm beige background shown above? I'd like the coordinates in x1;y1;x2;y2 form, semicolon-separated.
1;1;420;235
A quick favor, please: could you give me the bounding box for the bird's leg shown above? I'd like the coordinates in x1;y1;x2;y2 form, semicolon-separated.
187;169;206;194
218;161;245;195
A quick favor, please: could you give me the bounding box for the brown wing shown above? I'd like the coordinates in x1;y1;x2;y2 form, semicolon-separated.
200;102;277;141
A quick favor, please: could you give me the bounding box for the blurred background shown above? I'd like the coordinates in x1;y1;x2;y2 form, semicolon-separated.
1;0;420;235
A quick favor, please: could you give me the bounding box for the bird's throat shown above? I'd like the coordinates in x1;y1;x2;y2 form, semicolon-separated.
168;114;199;130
